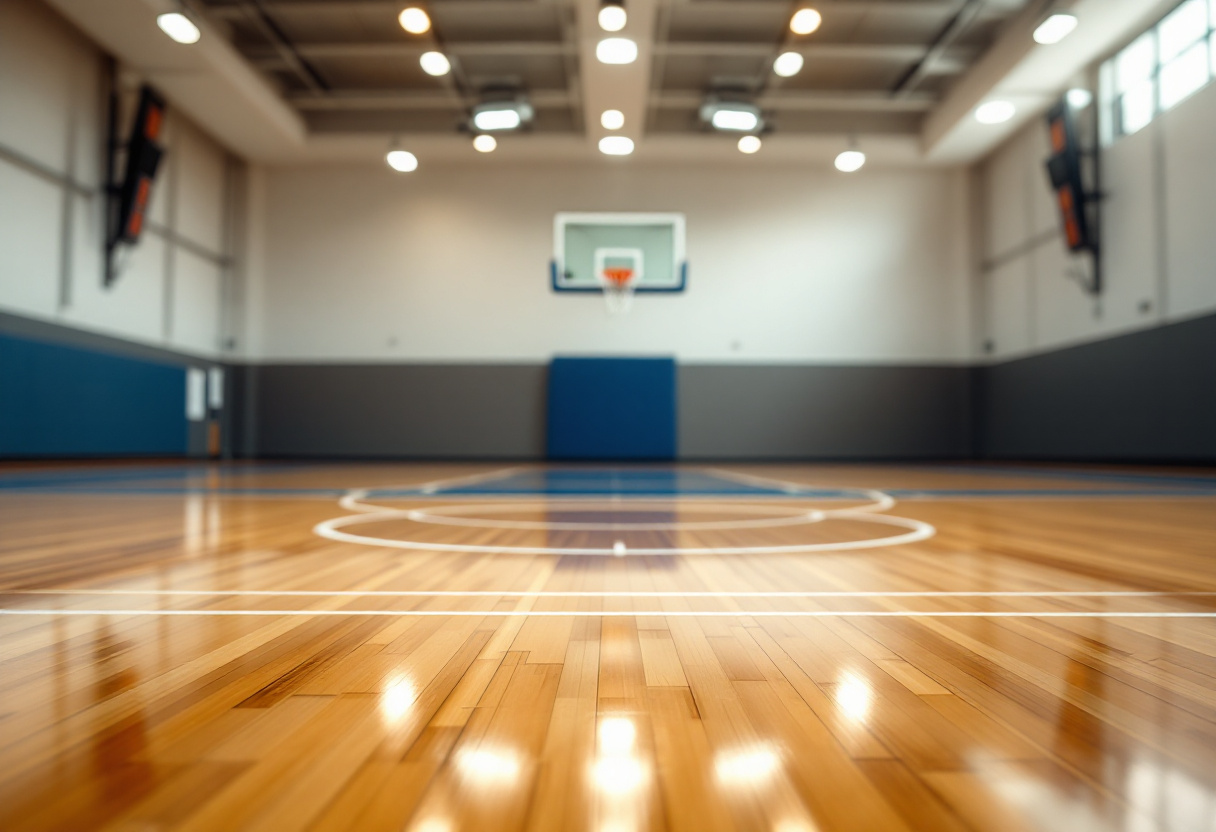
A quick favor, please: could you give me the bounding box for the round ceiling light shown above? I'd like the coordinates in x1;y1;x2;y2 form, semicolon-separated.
790;8;822;35
596;37;638;64
1067;88;1093;109
1033;13;1078;45
157;12;201;44
834;150;865;172
599;136;635;155
598;1;627;32
974;100;1016;124
398;7;431;34
600;109;625;130
473;135;497;153
386;149;419;172
738;136;762;154
773;52;804;77
419;51;450;76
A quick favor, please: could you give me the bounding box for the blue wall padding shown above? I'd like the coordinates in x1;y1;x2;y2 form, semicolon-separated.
547;356;677;460
0;332;188;457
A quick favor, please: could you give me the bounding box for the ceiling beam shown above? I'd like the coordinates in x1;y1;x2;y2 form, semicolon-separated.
283;89;938;113
576;0;657;147
43;0;307;162
891;0;986;95
551;0;585;134
923;0;1182;163
663;0;964;12
245;40;970;68
205;0;552;16
655;91;939;112
288;90;573;109
238;0;328;91
657;42;972;67
204;0;963;17
254;42;572;59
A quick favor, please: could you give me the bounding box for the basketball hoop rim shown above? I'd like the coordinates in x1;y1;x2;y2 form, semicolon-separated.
602;267;636;288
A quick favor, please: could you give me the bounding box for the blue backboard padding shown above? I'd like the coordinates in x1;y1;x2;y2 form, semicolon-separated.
547;357;677;460
0;332;188;456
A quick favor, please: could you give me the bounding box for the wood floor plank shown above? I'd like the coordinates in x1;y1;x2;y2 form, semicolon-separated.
639;628;690;687
2;461;1215;830
525;617;601;832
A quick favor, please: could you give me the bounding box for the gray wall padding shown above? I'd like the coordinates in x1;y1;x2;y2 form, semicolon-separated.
977;312;1216;461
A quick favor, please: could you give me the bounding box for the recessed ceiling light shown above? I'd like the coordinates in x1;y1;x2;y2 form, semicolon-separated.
156;12;200;44
473;134;497;153
772;52;804;77
834;150;865;172
600;109;625;130
386;149;418;172
598;0;627;32
1067;88;1093;109
419;51;450;76
790;8;822;35
398;7;431;34
599;136;634;155
738;135;762;154
974;100;1016;124
1033;13;1078;45
597;37;638;64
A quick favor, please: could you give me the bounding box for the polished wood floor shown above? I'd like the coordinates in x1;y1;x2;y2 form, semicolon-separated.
3;462;1216;831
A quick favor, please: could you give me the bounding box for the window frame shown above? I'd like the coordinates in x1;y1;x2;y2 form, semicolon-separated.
1103;0;1216;143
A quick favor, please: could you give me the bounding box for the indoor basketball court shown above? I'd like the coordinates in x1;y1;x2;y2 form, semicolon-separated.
3;0;1216;830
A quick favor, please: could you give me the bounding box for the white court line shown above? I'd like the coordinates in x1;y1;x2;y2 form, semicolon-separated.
320;466;938;555
342;467;892;512
404;502;826;531
6;590;1216;598
313;510;935;555
3;609;1216;618
338;467;527;513
704;467;895;512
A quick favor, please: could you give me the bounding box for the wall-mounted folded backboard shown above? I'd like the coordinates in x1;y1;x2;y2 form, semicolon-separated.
551;212;687;293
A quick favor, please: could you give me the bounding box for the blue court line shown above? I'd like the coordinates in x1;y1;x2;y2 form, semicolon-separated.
384;487;797;496
0;463;324;490
6;465;1213;494
0;468;223;489
2;463;1214;498
0;486;352;497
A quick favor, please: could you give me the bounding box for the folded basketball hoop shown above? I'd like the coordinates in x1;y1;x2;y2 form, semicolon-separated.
594;247;644;314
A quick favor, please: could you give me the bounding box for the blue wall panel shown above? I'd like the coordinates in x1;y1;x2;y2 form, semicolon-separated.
0;332;188;457
547;356;677;460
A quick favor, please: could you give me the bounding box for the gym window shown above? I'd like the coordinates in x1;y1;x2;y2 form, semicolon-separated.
1102;0;1216;140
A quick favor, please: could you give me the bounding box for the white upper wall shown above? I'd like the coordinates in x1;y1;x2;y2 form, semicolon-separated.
251;161;971;364
0;0;233;359
14;0;1211;370
977;78;1216;361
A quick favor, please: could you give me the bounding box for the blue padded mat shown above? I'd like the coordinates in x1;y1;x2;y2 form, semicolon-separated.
547;356;677;460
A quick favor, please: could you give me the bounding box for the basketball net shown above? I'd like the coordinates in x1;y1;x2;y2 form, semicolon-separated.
599;267;637;314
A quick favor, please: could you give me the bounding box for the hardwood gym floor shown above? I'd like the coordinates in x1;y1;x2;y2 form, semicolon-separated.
2;462;1216;831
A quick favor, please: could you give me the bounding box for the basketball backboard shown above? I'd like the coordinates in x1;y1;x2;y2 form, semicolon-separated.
551;212;687;294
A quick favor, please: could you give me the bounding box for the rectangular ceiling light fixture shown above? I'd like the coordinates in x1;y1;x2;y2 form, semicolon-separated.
472;100;534;132
700;101;762;132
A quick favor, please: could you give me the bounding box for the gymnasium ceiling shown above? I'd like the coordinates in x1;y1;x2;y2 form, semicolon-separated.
44;0;1183;163
195;0;1031;138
